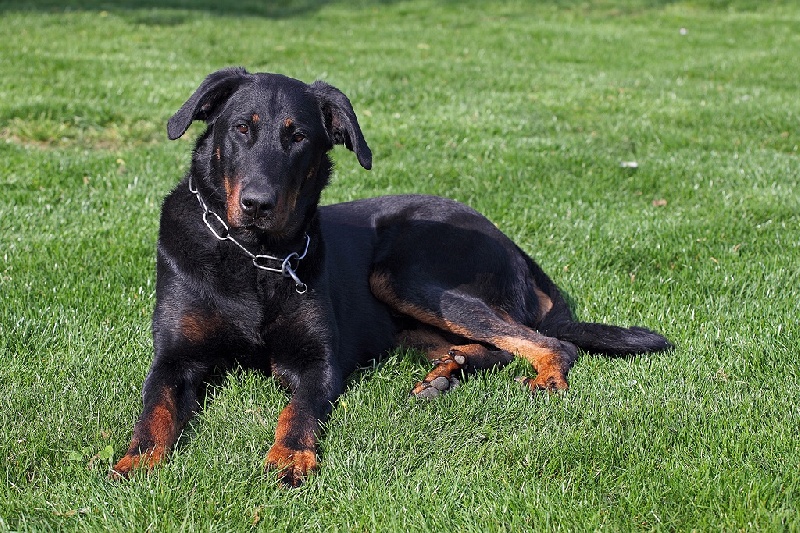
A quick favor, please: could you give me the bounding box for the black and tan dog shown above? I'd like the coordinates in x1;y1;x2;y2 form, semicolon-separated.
111;67;672;486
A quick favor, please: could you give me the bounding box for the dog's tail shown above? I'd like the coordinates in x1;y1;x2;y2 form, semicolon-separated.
540;311;673;356
527;258;673;356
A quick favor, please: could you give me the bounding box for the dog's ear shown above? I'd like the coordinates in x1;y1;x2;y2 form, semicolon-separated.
310;81;372;170
167;67;250;140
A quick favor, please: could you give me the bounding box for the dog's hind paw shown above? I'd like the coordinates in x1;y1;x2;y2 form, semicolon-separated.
412;375;461;398
515;374;569;393
411;350;465;398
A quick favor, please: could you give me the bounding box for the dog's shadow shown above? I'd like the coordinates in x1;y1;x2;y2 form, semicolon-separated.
0;0;400;21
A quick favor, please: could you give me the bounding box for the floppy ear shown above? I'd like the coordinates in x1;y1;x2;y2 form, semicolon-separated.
310;81;372;170
167;67;251;140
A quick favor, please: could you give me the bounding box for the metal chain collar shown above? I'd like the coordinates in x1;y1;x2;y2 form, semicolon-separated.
188;175;310;294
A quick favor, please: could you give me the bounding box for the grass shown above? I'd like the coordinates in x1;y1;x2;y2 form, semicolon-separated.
1;0;798;530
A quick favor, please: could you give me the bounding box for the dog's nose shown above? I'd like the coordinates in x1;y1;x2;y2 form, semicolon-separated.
240;188;277;217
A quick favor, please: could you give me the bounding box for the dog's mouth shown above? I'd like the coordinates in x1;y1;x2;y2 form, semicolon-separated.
231;211;281;233
244;214;283;233
230;202;299;238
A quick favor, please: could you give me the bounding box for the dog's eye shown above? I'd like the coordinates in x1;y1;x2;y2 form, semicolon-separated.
236;123;249;135
292;132;306;143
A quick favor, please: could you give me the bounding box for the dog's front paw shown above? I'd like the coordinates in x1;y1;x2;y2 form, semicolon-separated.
265;443;317;488
108;447;166;480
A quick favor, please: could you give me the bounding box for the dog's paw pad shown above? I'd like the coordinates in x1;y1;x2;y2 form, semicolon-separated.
447;351;467;365
411;350;467;398
411;376;460;398
430;376;450;391
413;384;441;399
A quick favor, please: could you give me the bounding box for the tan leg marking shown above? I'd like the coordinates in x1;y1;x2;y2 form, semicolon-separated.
110;388;178;479
371;271;571;392
265;404;317;487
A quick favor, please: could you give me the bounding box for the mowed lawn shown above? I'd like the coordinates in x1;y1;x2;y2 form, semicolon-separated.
1;0;798;530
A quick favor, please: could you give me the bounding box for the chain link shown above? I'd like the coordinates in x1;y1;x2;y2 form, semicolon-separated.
188;175;310;294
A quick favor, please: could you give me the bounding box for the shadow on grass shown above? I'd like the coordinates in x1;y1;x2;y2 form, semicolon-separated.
0;0;775;21
0;0;363;20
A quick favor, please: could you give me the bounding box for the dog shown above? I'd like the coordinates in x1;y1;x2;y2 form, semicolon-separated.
111;67;672;486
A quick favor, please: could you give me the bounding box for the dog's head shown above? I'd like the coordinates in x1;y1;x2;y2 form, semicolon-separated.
168;67;372;238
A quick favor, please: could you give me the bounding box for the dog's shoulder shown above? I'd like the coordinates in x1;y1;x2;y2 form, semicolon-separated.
158;177;207;253
155;175;249;289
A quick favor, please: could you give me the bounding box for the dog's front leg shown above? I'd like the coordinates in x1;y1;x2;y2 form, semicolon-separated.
110;358;207;479
265;359;343;487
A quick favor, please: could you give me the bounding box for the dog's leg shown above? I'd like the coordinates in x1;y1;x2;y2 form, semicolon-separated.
437;311;577;392
265;359;343;487
110;360;207;479
398;329;514;398
373;274;578;392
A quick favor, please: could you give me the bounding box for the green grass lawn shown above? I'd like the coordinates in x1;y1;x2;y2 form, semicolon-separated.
1;0;798;530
